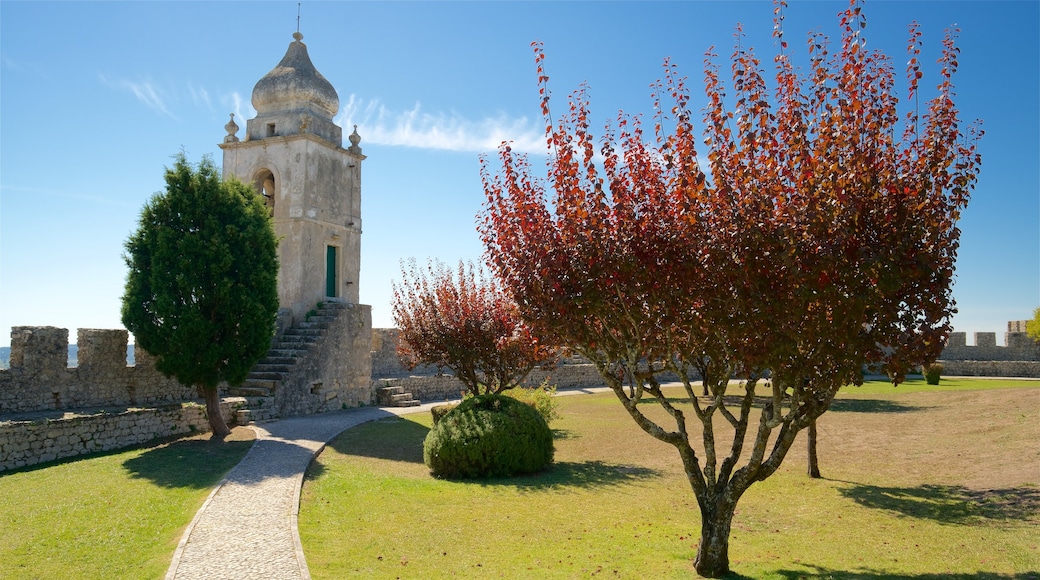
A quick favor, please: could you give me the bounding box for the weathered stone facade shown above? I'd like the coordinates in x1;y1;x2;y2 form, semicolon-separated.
269;303;373;415
220;32;364;323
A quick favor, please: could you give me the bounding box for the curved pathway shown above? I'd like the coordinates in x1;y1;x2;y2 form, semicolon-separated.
165;402;445;580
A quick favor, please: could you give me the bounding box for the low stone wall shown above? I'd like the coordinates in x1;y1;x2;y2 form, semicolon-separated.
0;398;245;473
937;360;1040;378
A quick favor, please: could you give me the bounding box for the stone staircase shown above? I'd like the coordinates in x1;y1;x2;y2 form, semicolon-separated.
228;300;347;423
375;380;421;407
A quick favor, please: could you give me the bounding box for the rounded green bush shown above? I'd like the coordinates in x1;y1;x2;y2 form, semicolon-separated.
423;393;554;479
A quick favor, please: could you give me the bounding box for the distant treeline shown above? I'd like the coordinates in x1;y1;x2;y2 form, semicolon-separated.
0;345;136;370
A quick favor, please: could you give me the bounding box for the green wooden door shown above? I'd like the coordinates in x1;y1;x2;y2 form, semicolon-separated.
326;246;337;297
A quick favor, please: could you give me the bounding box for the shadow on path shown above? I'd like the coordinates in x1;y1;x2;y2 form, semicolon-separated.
834;481;1040;524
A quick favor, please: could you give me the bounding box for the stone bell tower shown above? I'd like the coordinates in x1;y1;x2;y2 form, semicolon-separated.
219;31;364;324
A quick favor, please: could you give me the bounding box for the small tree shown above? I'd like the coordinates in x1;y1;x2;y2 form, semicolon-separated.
481;1;980;576
1027;307;1040;342
122;153;279;438
391;259;554;396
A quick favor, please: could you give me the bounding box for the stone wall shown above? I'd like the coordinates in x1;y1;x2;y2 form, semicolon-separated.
372;328;635;401
0;327;196;414
936;360;1040;378
936;320;1039;377
0;399;244;473
940;321;1039;362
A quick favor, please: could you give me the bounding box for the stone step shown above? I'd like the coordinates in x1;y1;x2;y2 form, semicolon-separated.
228;385;273;397
297;320;332;331
279;335;320;345
378;385;405;396
390;393;416;404
242;396;275;408
260;356;297;366
247;371;287;381
236;407;275;424
391;398;422;407
252;363;293;373
284;327;324;337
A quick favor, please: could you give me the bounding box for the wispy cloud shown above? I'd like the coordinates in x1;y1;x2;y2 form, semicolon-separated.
99;74;176;119
2;54;48;79
336;95;545;155
187;81;212;111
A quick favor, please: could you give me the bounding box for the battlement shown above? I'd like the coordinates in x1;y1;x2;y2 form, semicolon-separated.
1;326;195;415
940;320;1039;362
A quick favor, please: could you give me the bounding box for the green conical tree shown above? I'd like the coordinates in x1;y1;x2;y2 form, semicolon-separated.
122;153;279;437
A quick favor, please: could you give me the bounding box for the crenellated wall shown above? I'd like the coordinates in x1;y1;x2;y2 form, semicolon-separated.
0;327;197;415
938;320;1039;377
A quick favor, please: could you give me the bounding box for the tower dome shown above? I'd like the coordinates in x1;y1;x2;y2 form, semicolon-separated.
251;32;339;119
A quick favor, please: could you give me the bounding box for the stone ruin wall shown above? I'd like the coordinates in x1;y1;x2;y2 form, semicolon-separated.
0;326;197;415
937;320;1040;378
371;320;1040;400
0;326;243;473
371;328;682;402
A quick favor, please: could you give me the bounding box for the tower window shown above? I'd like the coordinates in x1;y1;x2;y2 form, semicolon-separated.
267;123;276;137
254;169;276;213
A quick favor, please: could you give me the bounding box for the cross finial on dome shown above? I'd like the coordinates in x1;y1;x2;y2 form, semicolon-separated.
293;31;303;42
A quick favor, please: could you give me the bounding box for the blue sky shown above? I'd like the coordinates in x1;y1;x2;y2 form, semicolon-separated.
1;1;1037;348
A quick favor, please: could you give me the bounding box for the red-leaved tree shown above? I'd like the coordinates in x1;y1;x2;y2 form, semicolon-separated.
480;1;981;576
391;259;555;396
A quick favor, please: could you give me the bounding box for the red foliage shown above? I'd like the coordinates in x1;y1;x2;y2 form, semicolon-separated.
391;259;555;396
480;1;981;575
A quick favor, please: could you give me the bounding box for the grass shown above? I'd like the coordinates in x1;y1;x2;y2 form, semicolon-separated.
299;379;1040;579
0;428;254;579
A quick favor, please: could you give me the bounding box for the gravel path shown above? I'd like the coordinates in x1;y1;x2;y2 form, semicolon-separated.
164;402;445;580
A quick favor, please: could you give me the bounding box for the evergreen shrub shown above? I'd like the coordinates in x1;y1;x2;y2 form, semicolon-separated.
430;403;458;425
923;363;943;385
423;394;553;478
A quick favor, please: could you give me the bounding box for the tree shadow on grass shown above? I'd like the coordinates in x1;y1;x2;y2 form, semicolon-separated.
475;460;663;492
313;416;662;490
122;435;254;489
551;427;580;440
768;565;1038;579
828;398;924;413
835;481;1040;524
323;416;429;464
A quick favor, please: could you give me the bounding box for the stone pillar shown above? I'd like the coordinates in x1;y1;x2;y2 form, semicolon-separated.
77;329;129;377
975;332;997;348
9;326;68;377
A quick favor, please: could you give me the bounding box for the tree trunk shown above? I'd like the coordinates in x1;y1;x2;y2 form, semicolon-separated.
807;418;821;479
694;497;736;578
203;385;231;439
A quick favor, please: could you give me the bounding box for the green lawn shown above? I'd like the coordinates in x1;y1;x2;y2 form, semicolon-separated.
300;379;1040;579
0;430;253;579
